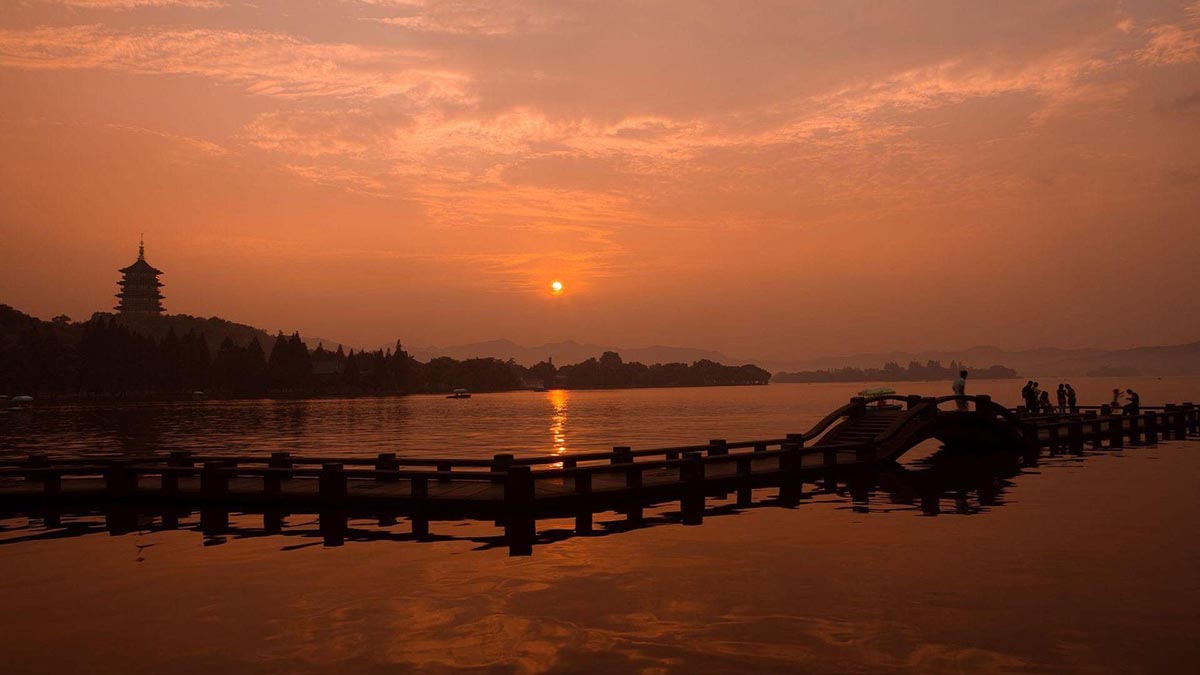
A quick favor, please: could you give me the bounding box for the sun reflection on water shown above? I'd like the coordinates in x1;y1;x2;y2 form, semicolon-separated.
549;389;569;463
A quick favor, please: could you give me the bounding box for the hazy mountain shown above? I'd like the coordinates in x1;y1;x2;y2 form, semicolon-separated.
407;339;745;367
768;343;1200;377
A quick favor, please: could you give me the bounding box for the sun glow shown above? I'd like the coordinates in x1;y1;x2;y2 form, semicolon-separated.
550;280;564;294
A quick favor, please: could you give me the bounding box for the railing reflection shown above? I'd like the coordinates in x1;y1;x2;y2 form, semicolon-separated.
0;443;1046;557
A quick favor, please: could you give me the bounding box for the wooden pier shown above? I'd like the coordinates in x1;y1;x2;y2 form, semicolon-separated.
2;395;1196;554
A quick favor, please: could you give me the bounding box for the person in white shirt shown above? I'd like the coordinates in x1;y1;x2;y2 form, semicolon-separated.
952;370;968;411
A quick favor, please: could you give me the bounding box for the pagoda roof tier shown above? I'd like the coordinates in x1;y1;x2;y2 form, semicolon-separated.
119;258;163;275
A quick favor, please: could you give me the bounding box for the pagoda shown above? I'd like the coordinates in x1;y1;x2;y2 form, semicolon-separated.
115;237;165;315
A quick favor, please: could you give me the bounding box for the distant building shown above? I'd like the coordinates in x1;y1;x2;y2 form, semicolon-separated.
115;238;165;315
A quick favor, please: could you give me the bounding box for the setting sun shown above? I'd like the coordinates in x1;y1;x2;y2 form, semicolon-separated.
550;280;564;294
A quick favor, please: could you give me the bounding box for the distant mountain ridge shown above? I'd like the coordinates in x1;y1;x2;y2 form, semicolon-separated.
771;343;1200;377
409;339;1200;377
407;339;746;367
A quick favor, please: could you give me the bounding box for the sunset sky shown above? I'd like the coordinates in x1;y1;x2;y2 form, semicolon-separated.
1;0;1198;360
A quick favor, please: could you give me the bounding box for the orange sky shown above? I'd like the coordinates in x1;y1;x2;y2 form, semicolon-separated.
1;0;1198;360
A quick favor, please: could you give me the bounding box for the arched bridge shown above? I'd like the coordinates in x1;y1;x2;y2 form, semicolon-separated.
810;394;1028;461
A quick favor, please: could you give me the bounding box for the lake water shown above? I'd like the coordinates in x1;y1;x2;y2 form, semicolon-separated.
2;377;1199;673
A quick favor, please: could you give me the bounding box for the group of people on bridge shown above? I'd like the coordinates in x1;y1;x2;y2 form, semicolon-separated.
1020;381;1077;414
938;371;1144;417
1110;388;1141;415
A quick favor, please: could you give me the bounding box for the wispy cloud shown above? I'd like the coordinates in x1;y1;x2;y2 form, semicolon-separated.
0;24;469;102
1137;2;1200;64
361;0;568;36
41;0;227;9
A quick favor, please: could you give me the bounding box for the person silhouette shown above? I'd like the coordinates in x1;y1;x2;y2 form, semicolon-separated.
1065;383;1077;413
1111;388;1123;411
1039;389;1053;414
952;370;968;410
1124;388;1140;415
1056;384;1067;413
1021;381;1035;413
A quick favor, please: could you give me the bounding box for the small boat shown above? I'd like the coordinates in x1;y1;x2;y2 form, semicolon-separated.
858;387;901;409
446;388;472;399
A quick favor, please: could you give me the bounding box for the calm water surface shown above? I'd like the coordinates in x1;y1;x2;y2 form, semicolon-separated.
1;377;1198;673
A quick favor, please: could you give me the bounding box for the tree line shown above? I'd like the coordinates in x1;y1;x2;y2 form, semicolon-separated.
0;307;771;399
772;360;1018;384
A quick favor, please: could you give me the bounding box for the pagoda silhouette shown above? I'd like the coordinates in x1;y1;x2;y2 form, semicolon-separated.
115;237;165;315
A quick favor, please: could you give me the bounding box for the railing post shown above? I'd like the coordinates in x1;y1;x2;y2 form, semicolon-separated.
1068;420;1084;455
707;439;728;457
24;453;49;483
411;475;429;498
1089;417;1104;450
164;450;192;492
104;461;135;497
201;461;230;499
1144;411;1158;445
974;394;992;414
1107;414;1123;449
266;452;291;495
906;395;922;410
1171;404;1187;440
1100;404;1111;417
43;470;62;497
1047;424;1062;453
854;443;875;463
376;452;399;482
736;456;753;506
778;442;802;505
779;441;799;474
437;462;452;483
320;462;347;500
822;446;838;467
849;396;866;418
574;470;593;534
504;465;536;555
612;445;633;464
680;452;705;525
491;454;513;492
574;471;592;496
1185;402;1198;435
922;397;938;419
625;465;644;525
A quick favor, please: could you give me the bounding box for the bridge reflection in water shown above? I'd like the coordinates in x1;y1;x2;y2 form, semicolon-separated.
1;444;1047;557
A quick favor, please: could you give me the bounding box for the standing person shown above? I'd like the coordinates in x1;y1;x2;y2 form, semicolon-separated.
1032;382;1042;412
1124;388;1140;416
1065;383;1077;413
1039;389;1053;414
952;370;968;411
1110;388;1123;411
1056;384;1067;413
1021;381;1035;413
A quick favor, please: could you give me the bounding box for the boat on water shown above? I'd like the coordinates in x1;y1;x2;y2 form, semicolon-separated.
858;387;901;409
446;388;472;399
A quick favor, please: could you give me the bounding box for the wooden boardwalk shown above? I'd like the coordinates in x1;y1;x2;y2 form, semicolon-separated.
2;394;1197;554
